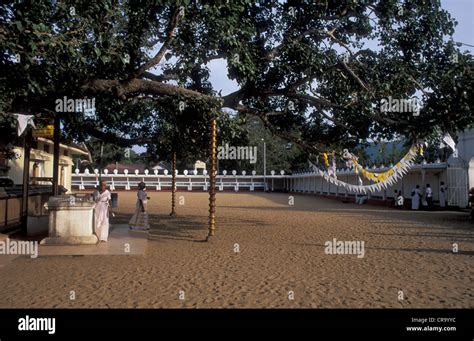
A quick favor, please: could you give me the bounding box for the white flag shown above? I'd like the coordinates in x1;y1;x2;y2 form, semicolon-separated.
14;114;36;136
442;133;456;152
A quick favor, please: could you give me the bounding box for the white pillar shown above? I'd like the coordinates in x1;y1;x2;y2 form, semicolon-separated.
345;175;348;197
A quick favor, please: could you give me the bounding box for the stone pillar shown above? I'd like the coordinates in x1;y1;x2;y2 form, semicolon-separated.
41;196;97;245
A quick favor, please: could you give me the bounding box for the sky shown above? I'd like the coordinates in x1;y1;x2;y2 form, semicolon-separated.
441;0;474;53
134;0;474;154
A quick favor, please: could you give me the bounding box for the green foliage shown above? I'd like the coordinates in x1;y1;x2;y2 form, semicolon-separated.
1;0;473;168
0;114;18;159
84;137;125;169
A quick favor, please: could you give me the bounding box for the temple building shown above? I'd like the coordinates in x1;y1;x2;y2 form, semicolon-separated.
6;138;89;192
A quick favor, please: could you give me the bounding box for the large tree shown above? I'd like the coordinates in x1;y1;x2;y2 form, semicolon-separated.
1;0;473;159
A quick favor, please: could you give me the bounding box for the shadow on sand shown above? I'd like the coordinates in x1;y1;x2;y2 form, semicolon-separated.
112;212;270;243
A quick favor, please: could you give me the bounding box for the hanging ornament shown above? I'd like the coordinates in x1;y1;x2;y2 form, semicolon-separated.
311;141;422;194
323;153;329;167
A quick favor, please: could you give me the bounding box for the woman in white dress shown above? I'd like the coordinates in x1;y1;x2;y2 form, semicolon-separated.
411;185;421;210
129;182;150;230
94;180;111;242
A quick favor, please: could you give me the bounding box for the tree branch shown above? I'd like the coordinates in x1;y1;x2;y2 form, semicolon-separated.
142;71;179;82
408;76;431;97
80;122;158;147
133;7;182;78
233;104;323;154
222;87;248;108
340;59;371;92
81;78;216;103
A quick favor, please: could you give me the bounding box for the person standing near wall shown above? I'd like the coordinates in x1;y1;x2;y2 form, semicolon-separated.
411;185;421;210
439;181;446;208
94;180;111;242
425;184;433;210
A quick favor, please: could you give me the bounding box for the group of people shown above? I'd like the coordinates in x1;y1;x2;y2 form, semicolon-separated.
92;180;150;242
356;182;446;210
407;182;446;210
392;183;446;210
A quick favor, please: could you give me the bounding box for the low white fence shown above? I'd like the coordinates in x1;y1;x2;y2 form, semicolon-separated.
71;161;468;206
72;169;287;192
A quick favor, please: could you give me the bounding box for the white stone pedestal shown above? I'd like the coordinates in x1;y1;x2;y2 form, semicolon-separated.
41;196;98;245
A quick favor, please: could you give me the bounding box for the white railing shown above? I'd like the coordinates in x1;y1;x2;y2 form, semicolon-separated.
72;169;287;192
71;161;466;206
71;161;453;198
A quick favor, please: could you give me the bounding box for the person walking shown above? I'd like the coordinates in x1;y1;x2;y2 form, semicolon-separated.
129;182;150;230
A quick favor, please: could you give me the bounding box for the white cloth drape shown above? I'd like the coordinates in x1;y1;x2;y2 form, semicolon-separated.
14;114;36;136
442;133;456;152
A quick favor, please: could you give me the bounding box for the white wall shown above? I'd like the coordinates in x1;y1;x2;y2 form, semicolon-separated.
448;128;474;190
451;129;474;165
8;146;74;192
291;165;448;201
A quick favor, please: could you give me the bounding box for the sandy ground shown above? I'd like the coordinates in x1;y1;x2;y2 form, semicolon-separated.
0;191;473;308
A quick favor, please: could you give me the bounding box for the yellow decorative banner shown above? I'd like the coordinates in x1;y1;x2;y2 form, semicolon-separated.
352;143;421;183
310;142;422;194
323;153;329;167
